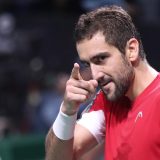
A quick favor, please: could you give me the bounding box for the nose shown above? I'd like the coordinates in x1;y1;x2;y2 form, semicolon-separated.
90;64;104;81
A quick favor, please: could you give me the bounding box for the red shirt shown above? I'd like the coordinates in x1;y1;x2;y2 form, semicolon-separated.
90;74;160;160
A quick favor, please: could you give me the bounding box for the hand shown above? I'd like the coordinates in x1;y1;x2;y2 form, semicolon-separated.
61;63;98;115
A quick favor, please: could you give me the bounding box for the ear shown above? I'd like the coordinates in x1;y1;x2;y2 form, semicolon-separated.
125;38;139;62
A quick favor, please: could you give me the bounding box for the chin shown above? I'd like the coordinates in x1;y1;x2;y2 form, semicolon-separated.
103;90;116;102
103;89;123;102
106;95;119;102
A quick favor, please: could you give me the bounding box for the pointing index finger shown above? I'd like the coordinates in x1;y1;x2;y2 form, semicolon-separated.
70;63;82;80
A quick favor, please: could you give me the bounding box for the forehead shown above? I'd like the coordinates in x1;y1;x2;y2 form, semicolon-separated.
76;32;116;60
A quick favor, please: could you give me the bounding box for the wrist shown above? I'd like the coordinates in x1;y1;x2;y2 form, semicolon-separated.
53;105;77;140
61;101;78;116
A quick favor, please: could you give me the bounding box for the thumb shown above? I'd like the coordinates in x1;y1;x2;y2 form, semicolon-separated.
70;63;83;80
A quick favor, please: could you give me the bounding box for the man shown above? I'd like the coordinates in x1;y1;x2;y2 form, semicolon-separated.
45;5;160;160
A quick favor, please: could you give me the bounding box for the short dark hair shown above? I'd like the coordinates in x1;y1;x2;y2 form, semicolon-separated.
75;5;145;59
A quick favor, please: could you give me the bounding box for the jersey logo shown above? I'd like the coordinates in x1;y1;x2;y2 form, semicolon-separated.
135;111;143;123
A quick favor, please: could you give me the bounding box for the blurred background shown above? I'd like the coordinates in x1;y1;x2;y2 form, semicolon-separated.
0;0;159;160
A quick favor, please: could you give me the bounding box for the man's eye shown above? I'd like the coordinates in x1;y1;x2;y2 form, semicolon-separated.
94;56;106;64
99;56;106;61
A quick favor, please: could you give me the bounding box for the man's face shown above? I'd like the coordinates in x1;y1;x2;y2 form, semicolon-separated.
76;32;134;101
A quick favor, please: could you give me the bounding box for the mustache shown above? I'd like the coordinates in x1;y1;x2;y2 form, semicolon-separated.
98;77;112;86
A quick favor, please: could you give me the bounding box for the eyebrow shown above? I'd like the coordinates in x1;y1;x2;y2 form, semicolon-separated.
79;51;110;64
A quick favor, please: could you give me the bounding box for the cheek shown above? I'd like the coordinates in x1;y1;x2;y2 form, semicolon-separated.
102;57;130;78
116;63;134;83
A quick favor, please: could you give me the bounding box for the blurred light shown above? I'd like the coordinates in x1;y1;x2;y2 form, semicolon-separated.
30;57;43;71
0;13;15;35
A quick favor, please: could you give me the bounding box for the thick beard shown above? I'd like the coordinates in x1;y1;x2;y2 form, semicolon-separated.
102;56;134;102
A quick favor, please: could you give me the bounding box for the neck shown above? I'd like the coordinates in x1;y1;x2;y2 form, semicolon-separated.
126;60;158;101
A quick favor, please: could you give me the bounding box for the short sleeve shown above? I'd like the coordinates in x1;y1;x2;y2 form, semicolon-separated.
77;109;105;144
